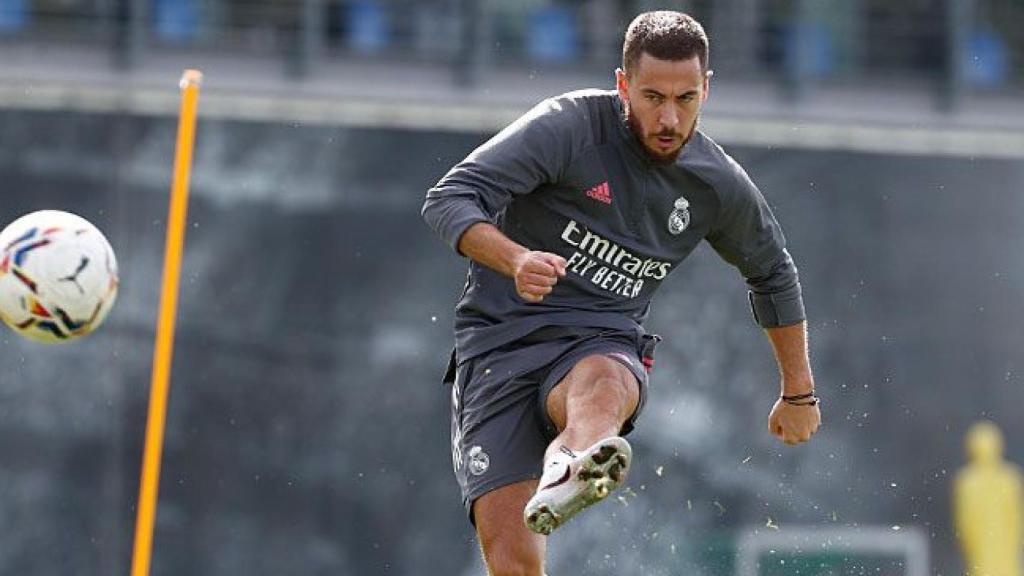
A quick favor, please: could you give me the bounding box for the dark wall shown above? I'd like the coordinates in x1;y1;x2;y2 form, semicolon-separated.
1;109;1022;575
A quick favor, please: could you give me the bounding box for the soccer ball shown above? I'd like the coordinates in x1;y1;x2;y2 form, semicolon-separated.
0;210;119;343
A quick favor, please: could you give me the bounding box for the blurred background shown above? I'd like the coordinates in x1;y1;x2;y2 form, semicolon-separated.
1;0;1024;574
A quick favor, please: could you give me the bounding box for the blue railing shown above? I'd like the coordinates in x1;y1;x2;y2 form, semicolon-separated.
0;0;1020;101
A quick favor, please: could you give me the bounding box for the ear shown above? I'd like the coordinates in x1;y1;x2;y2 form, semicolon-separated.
615;68;629;101
701;69;712;104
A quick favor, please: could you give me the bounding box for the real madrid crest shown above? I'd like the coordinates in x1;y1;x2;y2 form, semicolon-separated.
668;196;690;235
467;445;490;476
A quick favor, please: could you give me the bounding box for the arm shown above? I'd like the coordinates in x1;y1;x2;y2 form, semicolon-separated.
458;222;566;303
423;98;578;302
705;161;819;445
765;321;821;445
766;321;813;396
422;97;576;255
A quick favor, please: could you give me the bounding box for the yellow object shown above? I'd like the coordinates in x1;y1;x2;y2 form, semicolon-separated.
130;69;202;576
955;421;1023;576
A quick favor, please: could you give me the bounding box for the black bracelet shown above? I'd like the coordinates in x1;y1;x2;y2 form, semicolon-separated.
782;392;818;406
781;392;815;402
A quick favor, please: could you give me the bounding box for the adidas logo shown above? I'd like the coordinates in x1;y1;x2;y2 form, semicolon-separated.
585;181;612;204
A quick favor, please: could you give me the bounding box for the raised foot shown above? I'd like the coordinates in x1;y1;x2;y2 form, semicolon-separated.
525;505;561;536
523;437;632;536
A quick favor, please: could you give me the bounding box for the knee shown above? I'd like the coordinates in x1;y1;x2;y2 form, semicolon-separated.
573;370;638;417
549;357;640;430
595;372;635;403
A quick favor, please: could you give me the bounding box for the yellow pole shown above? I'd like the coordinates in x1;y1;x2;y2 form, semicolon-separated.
130;69;202;576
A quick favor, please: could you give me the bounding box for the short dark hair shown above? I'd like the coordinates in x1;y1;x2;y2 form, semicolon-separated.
622;11;709;77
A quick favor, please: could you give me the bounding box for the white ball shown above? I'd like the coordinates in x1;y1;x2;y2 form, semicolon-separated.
0;210;119;343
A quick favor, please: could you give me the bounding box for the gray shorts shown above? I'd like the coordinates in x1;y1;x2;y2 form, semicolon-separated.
444;327;660;523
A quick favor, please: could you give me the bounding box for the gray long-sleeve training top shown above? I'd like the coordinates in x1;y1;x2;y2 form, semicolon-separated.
423;89;805;362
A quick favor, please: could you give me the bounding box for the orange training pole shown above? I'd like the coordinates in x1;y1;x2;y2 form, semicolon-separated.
130;69;202;576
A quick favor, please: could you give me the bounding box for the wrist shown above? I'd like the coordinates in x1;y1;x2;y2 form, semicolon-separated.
781;379;814;396
459;222;531;279
505;246;531;277
781;391;819;406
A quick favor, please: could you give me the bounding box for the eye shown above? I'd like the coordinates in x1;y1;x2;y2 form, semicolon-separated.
645;93;663;103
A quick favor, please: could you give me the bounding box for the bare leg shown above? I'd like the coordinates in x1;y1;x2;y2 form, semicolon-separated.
545;355;640;457
473;479;546;576
522;354;642;535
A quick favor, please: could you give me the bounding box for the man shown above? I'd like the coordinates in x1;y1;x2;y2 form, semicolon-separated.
423;11;821;576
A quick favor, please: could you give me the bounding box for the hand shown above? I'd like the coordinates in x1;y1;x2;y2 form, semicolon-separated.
768;397;821;445
512;251;566;303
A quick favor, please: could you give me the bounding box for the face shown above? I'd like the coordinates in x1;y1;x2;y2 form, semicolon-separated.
616;53;710;163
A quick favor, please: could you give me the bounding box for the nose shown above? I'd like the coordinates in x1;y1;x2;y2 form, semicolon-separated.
658;104;679;130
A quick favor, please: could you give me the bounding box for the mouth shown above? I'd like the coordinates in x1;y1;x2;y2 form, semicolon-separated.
652;135;679;151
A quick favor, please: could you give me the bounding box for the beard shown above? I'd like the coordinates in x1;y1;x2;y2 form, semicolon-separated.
622;100;696;165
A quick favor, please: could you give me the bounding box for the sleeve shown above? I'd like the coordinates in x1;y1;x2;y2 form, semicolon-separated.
422;98;577;254
706;162;806;328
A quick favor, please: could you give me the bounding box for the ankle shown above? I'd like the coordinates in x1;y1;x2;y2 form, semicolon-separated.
555;428;619;456
543;445;576;468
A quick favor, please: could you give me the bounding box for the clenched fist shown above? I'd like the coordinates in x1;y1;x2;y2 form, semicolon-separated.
512;251;567;303
768;397;821;445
